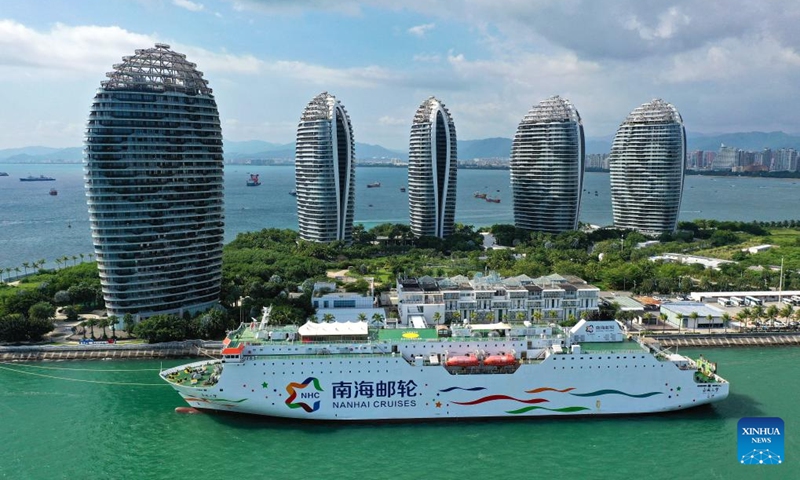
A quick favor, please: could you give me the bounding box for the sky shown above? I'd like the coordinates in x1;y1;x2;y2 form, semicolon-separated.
1;0;799;150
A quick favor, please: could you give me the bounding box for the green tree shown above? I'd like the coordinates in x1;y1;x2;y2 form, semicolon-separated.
371;313;384;327
322;313;335;323
432;311;442;325
134;314;188;343
28;302;55;322
107;315;118;338
123;313;136;335
357;313;367;322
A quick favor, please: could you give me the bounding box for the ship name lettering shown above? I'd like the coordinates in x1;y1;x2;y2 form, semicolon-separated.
332;380;419;400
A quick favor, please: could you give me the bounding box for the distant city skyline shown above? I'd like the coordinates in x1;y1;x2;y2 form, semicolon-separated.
2;1;800;151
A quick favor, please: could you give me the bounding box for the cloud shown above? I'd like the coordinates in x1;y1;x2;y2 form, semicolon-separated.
228;0;362;15
407;23;435;37
173;0;205;12
412;53;440;63
378;116;406;126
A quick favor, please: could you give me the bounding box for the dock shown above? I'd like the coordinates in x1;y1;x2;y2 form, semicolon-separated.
647;332;800;348
0;341;222;361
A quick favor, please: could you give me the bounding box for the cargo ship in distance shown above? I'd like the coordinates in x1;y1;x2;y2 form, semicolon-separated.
20;175;55;181
161;307;728;421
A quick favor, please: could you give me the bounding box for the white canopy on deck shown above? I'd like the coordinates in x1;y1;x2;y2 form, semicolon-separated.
469;323;512;331
299;321;369;336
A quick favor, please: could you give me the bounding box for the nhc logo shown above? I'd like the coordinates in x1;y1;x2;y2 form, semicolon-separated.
285;377;324;413
738;417;784;465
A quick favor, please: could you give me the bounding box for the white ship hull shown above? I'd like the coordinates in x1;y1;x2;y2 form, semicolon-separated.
162;339;729;421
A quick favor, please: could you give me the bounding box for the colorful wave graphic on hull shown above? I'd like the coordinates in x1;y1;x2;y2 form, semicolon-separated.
570;389;663;398
452;395;549;406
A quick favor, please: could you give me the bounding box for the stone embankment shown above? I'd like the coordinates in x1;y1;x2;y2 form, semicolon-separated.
649;332;800;348
0;341;222;361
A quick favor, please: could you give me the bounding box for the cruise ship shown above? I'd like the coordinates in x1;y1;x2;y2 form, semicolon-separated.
161;308;728;421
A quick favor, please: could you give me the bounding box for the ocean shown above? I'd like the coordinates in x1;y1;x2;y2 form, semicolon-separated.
1;163;799;268
0;346;796;479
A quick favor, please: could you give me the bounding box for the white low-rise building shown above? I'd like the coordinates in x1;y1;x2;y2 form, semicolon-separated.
660;302;726;330
396;273;599;327
649;253;734;270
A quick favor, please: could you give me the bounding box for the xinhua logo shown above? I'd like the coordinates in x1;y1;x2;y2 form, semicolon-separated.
285;377;324;413
738;417;784;465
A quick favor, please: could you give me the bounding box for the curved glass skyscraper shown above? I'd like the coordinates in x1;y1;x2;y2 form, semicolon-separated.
408;97;457;238
510;95;584;233
295;92;355;243
84;44;224;318
609;99;686;235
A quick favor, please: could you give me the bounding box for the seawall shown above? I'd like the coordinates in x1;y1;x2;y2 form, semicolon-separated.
0;341;222;361
649;332;800;348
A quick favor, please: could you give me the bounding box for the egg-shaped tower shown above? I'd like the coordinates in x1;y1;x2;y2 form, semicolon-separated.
609;99;686;235
510;95;584;233
295;92;356;243
84;43;224;319
408;97;457;238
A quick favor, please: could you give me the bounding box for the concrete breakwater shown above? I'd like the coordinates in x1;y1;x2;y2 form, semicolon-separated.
649;332;800;348
0;341;222;361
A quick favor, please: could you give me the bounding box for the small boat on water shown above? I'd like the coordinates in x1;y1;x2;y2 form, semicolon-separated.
246;173;261;187
485;197;501;203
367;181;381;188
20;175;55;182
400;187;406;192
474;192;487;199
49;188;58;196
0;171;8;176
289;190;297;196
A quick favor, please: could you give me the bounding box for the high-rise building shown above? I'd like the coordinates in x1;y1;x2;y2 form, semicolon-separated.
408;97;458;238
84;44;224;318
295;92;355;243
510;96;585;233
609;99;685;235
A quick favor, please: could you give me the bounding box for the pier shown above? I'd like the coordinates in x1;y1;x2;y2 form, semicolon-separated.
0;341;222;361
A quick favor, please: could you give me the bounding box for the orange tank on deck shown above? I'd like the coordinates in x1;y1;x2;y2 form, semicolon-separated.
483;354;516;366
445;355;480;367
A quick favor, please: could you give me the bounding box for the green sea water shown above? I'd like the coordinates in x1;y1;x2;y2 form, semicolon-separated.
0;347;797;480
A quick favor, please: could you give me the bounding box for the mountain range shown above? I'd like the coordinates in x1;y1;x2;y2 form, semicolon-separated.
2;131;800;163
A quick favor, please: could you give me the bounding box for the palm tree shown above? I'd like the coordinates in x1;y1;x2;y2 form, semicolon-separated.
515;311;526;323
14;266;21;279
452;311;462;324
659;312;668;333
357;313;367;322
60;256;69;270
98;317;110;339
432;311;442;325
766;304;779;328
689;311;699;333
322;313;335;323
706;314;713;333
309;315;319;323
734;310;748;332
38;259;46;271
779;304;794;323
532;310;543;324
88;253;94;262
79;253;86;264
86;318;98;339
107;315;118;339
4;267;12;282
371;313;384;327
721;313;731;333
21;262;30;276
469;311;478;324
55;258;62;270
72;255;79;266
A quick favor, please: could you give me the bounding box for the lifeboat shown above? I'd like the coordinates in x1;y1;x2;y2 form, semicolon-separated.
484;353;516;366
445;354;480;367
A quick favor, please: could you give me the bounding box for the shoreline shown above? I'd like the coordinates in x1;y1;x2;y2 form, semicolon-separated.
3;332;800;361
